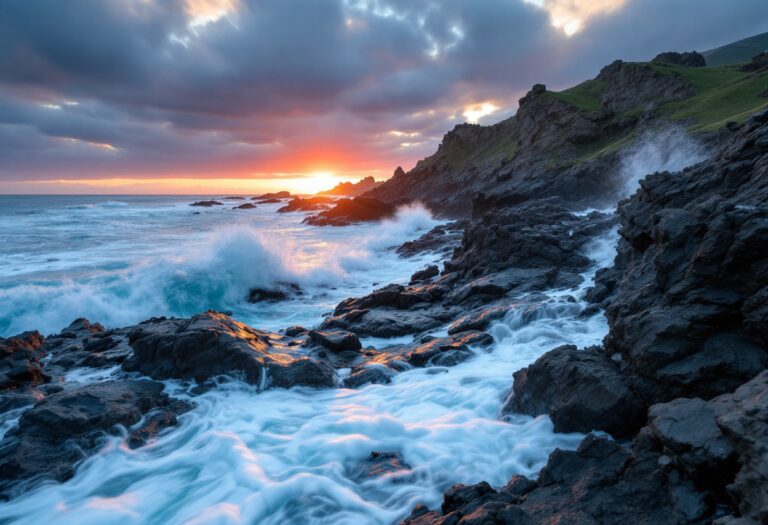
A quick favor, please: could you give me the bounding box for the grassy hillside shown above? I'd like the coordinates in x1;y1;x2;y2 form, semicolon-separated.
549;63;768;134
704;32;768;66
651;63;768;131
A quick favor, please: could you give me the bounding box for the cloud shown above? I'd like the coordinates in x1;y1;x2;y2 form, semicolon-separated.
0;0;766;189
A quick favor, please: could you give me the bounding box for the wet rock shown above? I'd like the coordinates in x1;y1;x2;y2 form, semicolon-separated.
409;265;439;284
347;451;411;481
248;282;302;303
397;221;466;258
284;326;308;337
0;331;47;391
0;380;191;498
343;364;396;388
308;329;362;353
190;200;223;207
406;331;493;368
600;109;768;404
123;311;335;389
403;433;711;525
253;191;291;200
447;305;511;335
43;319;132;373
303;197;396;226
505;345;645;438
233;202;257;209
277;196;335;213
645;398;737;482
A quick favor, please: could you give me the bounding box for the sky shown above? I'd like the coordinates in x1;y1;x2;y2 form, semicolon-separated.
0;0;766;194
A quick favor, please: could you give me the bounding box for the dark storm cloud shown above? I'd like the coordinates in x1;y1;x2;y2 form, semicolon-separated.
0;0;766;182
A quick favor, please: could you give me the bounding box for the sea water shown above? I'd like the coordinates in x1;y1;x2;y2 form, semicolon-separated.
0;195;616;524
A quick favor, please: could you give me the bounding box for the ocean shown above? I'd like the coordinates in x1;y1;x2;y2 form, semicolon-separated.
0;195;614;524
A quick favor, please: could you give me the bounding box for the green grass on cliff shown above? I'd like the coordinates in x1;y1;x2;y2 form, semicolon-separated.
549;62;768;145
650;63;768;131
548;79;605;113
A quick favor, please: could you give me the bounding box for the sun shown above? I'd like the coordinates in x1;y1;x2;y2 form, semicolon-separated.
299;171;338;194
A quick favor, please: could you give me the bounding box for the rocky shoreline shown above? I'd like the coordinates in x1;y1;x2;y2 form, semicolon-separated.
1;51;767;524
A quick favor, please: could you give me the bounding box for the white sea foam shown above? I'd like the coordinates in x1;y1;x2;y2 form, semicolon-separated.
619;127;707;197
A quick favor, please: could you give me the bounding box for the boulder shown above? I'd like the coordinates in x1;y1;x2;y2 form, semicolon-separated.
303;197;396;226
277;196;335;213
123;311;335;389
190;200;223;207
308;329;362;353
0;331;47;391
252;191;291;200
406;331;493;368
505;345;645;438
409;265;439;284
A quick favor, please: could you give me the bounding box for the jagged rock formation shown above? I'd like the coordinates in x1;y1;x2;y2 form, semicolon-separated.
277;196;336;212
317;176;383;196
0;380;192;499
598;109;768;405
303;196;395;226
652;51;706;68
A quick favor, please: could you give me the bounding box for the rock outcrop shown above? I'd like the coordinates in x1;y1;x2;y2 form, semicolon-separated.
598;109;768;404
303;197;396;226
190;200;223;207
317;176;383;197
0;380;191;499
652;51;707;68
277;196;336;213
123;311;336;389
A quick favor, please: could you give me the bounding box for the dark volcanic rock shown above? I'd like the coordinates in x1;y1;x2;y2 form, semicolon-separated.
406;331;493;368
653;51;706;67
248;282;302;303
308;329;362;353
277;196;335;213
444;200;614;284
598;109;768;404
0;331;47;392
190;200;223;207
303;197;395;226
447;305;511;335
396;221;466;258
409;265;439;284
0;380;191;498
597;59;694;112
123;311;335;389
233;202;257;209
505;345;645;438
403;433;711;525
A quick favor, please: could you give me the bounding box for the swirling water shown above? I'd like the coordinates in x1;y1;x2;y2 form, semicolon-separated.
0;195;617;524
